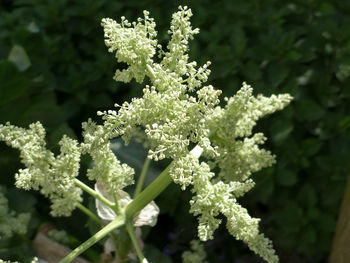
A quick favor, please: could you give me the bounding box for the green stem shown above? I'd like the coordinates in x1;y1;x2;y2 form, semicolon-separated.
146;64;156;80
76;203;103;227
59;215;125;263
74;179;115;208
126;145;203;219
134;157;151;198
77;202;120;252
125;221;145;262
113;193;122;214
65;145;204;263
126;165;172;219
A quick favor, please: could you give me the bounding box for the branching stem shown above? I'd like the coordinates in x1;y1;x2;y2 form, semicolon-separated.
134;157;151;198
126;145;203;218
59;215;125;263
76;203;103;227
64;146;203;262
74;179;115;208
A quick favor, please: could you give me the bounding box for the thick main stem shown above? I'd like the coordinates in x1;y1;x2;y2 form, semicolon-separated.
126;164;171;218
126;145;203;218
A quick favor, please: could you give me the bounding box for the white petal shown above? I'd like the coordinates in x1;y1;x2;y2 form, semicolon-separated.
95;183;116;221
115;189;132;209
134;201;159;227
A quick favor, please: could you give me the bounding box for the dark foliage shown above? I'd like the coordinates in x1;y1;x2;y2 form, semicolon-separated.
0;0;349;262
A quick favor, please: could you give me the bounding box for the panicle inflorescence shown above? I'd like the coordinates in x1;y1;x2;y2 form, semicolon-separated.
81;119;134;194
0;6;292;263
0;122;82;216
101;6;219;165
0;187;30;239
182;240;208;263
101;10;157;83
206;82;292;182
100;6;292;263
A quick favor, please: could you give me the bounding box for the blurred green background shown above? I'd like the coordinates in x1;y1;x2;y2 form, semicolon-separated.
1;0;350;262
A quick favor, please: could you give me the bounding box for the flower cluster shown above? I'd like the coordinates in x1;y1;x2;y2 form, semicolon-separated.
0;186;30;238
0;119;136;216
206;83;293;182
101;10;157;83
100;6;292;263
0;6;292;263
81;120;134;194
189;160;278;262
182;240;208;263
0;122;82;216
100;6;219;164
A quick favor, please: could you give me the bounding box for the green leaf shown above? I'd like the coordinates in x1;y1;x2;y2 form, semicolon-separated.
296;69;314;86
301;138;322;157
0;60;30;105
7;188;37;214
336;63;350;82
243;61;262;81
229;25;247;56
144;244;173;263
286;50;302;61
338;116;350;132
297;184;318;208
268;64;288;87
275;200;303;231
318;3;336;15
270;118;294;145
110;139;162;187
295;100;325;121
300;225;316;244
316;212;336;233
252;170;275;204
48;123;77;146
276;169;298;186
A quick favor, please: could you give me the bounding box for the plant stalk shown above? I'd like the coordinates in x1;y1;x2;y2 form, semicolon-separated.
125;221;145;262
134;157;151;198
59;215;125;263
64;145;203;262
74;179;115;208
126;145;203;218
76;203;103;227
126;164;172;219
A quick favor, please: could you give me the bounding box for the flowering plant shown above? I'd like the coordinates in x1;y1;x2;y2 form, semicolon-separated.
0;6;292;263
